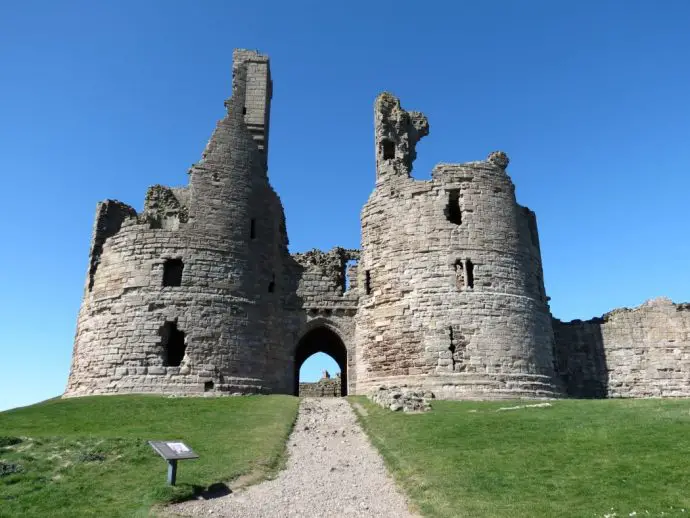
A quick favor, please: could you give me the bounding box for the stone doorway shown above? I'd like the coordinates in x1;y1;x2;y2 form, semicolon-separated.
294;326;347;397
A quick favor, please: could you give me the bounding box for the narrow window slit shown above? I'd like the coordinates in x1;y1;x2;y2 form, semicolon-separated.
454;260;464;290
381;140;395;160
88;258;100;292
528;217;538;246
466;260;474;289
250;219;256;239
365;270;371;295
448;326;456;371
268;273;275;293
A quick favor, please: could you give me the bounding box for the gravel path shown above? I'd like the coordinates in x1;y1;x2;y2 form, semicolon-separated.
169;397;419;518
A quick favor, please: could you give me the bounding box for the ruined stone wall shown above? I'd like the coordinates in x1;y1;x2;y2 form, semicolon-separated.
299;377;342;397
284;248;359;394
354;93;560;400
553;298;690;398
66;50;295;397
66;50;688;403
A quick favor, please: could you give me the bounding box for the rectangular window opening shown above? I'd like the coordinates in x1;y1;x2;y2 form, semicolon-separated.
381;140;395;160
163;259;184;287
268;273;275;293
365;270;371;295
250;218;256;240
343;259;357;293
446;190;462;225
160;321;186;367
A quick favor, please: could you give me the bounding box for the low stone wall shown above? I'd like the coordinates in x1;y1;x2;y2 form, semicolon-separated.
299;378;341;397
553;298;690;398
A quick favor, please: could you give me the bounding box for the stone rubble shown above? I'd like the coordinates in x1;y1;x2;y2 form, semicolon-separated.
496;402;552;412
369;386;434;413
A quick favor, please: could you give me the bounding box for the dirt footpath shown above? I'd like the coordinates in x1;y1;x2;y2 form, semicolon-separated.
169;397;419;518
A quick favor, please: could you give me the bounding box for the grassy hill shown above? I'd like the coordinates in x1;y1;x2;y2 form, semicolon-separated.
4;394;690;518
0;394;298;518
352;397;690;518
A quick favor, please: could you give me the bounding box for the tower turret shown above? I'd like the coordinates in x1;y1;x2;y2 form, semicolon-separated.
355;94;561;399
374;93;429;183
66;49;292;397
232;49;272;162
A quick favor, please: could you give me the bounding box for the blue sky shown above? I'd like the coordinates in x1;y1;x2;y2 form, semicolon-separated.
1;1;688;411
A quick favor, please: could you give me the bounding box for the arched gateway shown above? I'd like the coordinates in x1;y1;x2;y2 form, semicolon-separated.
294;326;348;396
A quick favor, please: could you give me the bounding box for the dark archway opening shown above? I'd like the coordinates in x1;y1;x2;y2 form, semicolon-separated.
294;327;347;397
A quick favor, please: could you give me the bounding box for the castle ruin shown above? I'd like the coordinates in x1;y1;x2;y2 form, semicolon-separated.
65;50;690;400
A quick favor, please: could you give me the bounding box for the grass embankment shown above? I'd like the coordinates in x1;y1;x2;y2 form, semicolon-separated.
0;394;298;518
352;397;690;518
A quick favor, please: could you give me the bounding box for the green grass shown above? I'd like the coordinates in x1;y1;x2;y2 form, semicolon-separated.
351;397;690;518
0;394;299;518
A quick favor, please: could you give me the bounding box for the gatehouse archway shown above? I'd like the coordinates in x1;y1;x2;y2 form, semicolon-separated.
294;326;347;396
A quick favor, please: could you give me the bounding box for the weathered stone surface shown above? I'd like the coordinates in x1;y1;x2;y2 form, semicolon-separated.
554;298;690;398
65;49;688;402
487;150;510;169
355;94;559;399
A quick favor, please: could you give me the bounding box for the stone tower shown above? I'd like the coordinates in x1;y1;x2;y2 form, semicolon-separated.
66;50;294;396
353;93;561;399
67;50;687;402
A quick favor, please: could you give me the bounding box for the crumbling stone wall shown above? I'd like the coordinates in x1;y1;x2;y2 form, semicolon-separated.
299;377;342;397
67;50;295;397
554;298;690;398
66;49;687;402
284;248;359;394
354;93;560;400
66;48;361;398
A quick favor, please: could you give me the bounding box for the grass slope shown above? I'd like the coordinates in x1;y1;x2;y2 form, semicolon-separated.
0;395;298;518
352;397;690;518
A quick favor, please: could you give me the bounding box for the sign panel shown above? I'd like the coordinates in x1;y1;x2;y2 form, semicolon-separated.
148;440;199;461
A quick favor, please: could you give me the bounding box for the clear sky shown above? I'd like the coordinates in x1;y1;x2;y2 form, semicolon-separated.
1;1;688;411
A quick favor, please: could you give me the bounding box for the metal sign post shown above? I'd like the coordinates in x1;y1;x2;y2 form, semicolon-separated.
167;459;178;485
148;441;199;486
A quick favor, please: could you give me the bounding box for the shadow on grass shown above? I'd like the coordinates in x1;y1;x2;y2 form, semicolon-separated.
151;480;232;505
